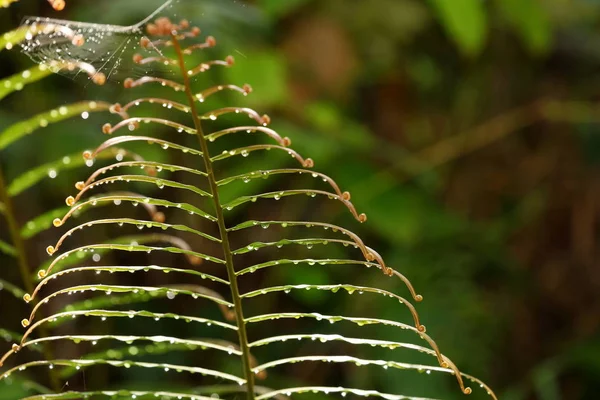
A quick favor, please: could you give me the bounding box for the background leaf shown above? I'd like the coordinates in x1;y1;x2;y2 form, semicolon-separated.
495;0;552;55
428;0;487;56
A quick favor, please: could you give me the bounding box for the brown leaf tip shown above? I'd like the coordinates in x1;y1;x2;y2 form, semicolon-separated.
189;256;203;266
109;103;122;114
256;370;267;380
92;72;106;86
206;36;217;47
153;212;166;223
147;17;197;36
48;0;65;11
261;114;271;126
71;34;84;47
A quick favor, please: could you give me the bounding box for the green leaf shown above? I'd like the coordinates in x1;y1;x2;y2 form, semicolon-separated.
0;279;25;300
0;378;51;399
42;309;236;332
495;0;552;55
0;328;23;343
255;0;310;17
21;207;70;240
223;51;288;107
0;239;16;257
7;149;136;197
532;361;561;400
56;336;242;378
0;26;28;52
3;360;246;386
0;65;53;101
21;391;220;400
255;386;442;399
0;278;26;299
428;0;487;57
33;234;199;277
0;328;43;352
0;101;111;151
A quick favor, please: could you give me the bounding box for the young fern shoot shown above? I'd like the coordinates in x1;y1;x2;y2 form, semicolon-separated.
0;6;497;400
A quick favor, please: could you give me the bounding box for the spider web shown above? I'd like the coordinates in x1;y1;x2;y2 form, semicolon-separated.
20;0;179;84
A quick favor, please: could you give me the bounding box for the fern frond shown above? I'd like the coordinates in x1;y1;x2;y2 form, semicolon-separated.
21;391;228;400
2;359;246;385
87;134;205;157
34;309;237;332
35;233;203;274
0;11;498;400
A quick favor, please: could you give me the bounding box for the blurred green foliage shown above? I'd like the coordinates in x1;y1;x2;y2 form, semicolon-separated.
429;0;488;57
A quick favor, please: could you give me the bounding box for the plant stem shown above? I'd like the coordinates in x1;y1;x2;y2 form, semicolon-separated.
171;35;256;398
0;165;61;392
0;166;33;295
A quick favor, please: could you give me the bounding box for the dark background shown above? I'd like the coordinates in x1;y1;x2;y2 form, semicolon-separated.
0;0;599;399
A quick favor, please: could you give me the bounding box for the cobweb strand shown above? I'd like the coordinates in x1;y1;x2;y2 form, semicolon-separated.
19;0;180;84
